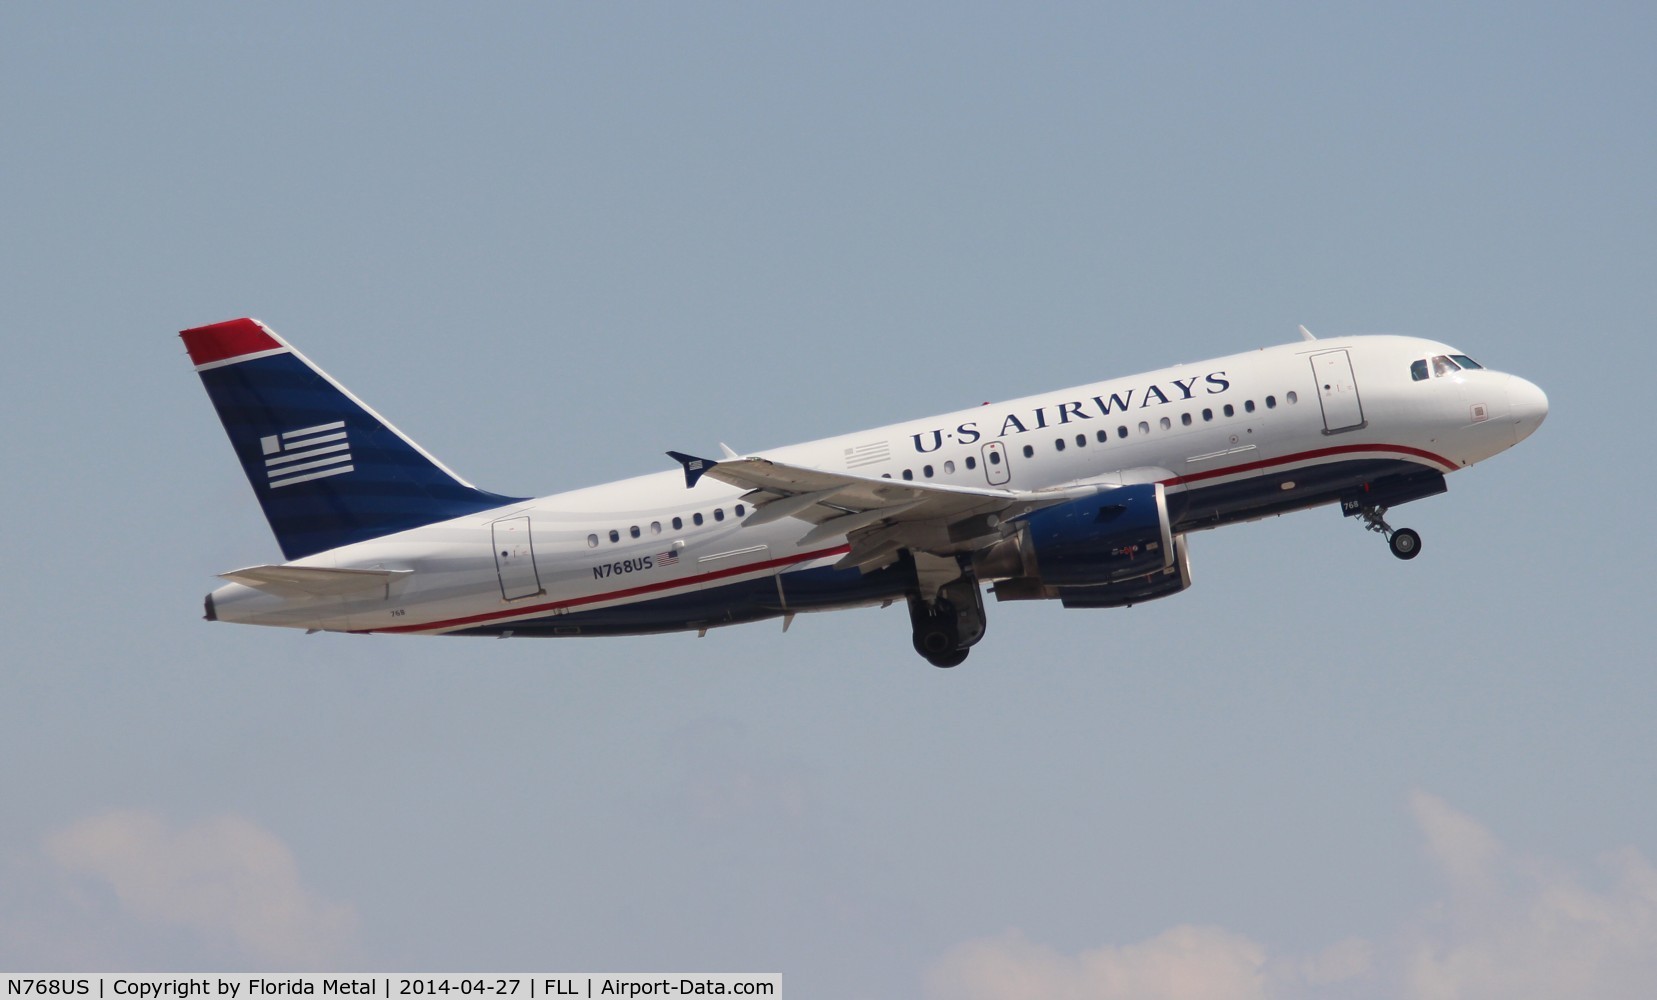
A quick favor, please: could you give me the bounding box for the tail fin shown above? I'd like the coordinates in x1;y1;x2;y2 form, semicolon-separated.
182;318;525;560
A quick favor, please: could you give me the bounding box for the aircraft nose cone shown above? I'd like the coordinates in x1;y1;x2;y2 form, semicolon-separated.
1508;375;1548;444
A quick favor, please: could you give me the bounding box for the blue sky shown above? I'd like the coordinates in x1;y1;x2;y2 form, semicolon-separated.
3;4;1655;997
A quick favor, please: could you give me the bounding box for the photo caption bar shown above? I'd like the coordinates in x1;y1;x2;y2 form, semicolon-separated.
2;976;780;1000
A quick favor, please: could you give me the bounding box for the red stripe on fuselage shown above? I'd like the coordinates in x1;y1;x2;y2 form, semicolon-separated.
1163;443;1457;486
366;544;854;635
360;444;1454;635
180;318;283;367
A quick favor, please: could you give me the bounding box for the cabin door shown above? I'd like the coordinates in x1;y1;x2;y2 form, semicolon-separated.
981;441;1012;485
491;516;544;601
1310;350;1367;434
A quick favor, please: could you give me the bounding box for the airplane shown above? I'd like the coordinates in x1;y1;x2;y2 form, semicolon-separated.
183;318;1547;666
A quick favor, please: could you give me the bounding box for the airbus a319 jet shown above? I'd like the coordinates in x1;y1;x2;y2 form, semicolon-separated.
185;319;1546;666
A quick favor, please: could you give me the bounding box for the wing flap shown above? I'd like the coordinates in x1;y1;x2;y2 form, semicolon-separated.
705;456;1025;524
669;452;1112;563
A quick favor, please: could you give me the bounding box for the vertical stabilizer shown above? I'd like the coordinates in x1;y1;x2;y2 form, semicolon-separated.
182;318;525;560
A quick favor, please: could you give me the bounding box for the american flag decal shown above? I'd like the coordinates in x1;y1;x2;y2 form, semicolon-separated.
844;441;890;469
657;549;680;566
261;421;354;489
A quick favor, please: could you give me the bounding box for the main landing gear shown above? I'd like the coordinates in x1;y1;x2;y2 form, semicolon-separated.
907;566;988;668
1354;503;1421;560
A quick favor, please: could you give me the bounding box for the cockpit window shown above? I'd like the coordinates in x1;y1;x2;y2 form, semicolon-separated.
1415;353;1485;382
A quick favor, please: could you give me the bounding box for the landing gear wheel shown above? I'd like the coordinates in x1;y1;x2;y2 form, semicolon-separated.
905;561;989;667
1354;502;1423;562
907;588;980;667
912;598;960;661
925;647;969;668
1389;527;1421;560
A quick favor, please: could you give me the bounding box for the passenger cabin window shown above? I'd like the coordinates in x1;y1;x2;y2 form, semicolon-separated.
966;456;978;470
1412;360;1429;381
693;512;704;526
672;516;683;530
1022;445;1035;458
587;534;599;548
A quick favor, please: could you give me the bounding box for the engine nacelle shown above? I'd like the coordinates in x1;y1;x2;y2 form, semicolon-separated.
992;533;1194;608
1056;533;1192;608
1002;482;1175;587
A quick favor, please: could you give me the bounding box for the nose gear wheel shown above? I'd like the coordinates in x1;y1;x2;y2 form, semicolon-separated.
1355;504;1422;561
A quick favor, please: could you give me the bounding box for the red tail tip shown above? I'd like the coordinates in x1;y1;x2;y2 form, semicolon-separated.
180;318;282;367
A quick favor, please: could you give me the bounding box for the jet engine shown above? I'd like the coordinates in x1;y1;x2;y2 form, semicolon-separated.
978;483;1174;586
979;483;1194;608
1054;534;1192;608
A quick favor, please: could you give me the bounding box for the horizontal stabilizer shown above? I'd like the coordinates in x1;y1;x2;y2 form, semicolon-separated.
220;564;412;597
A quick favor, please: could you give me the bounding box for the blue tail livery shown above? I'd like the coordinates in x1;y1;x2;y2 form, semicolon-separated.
182;318;525;560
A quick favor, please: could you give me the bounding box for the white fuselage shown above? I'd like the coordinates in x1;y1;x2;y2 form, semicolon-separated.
207;335;1546;637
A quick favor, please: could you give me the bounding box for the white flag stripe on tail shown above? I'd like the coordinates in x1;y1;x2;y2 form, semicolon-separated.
281;430;347;449
282;420;346;440
269;464;356;489
276;429;347;448
263;421;354;489
268;454;354;480
266;441;350;468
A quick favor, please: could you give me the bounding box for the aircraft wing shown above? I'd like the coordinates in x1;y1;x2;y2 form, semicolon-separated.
667;451;1101;570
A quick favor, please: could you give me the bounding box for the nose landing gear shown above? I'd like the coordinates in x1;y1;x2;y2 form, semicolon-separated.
1354;503;1422;560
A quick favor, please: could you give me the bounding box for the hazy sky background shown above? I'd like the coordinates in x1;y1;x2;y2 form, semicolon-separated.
3;4;1654;997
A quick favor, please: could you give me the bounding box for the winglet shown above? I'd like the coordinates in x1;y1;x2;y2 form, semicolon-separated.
667;451;718;489
1298;324;1317;341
